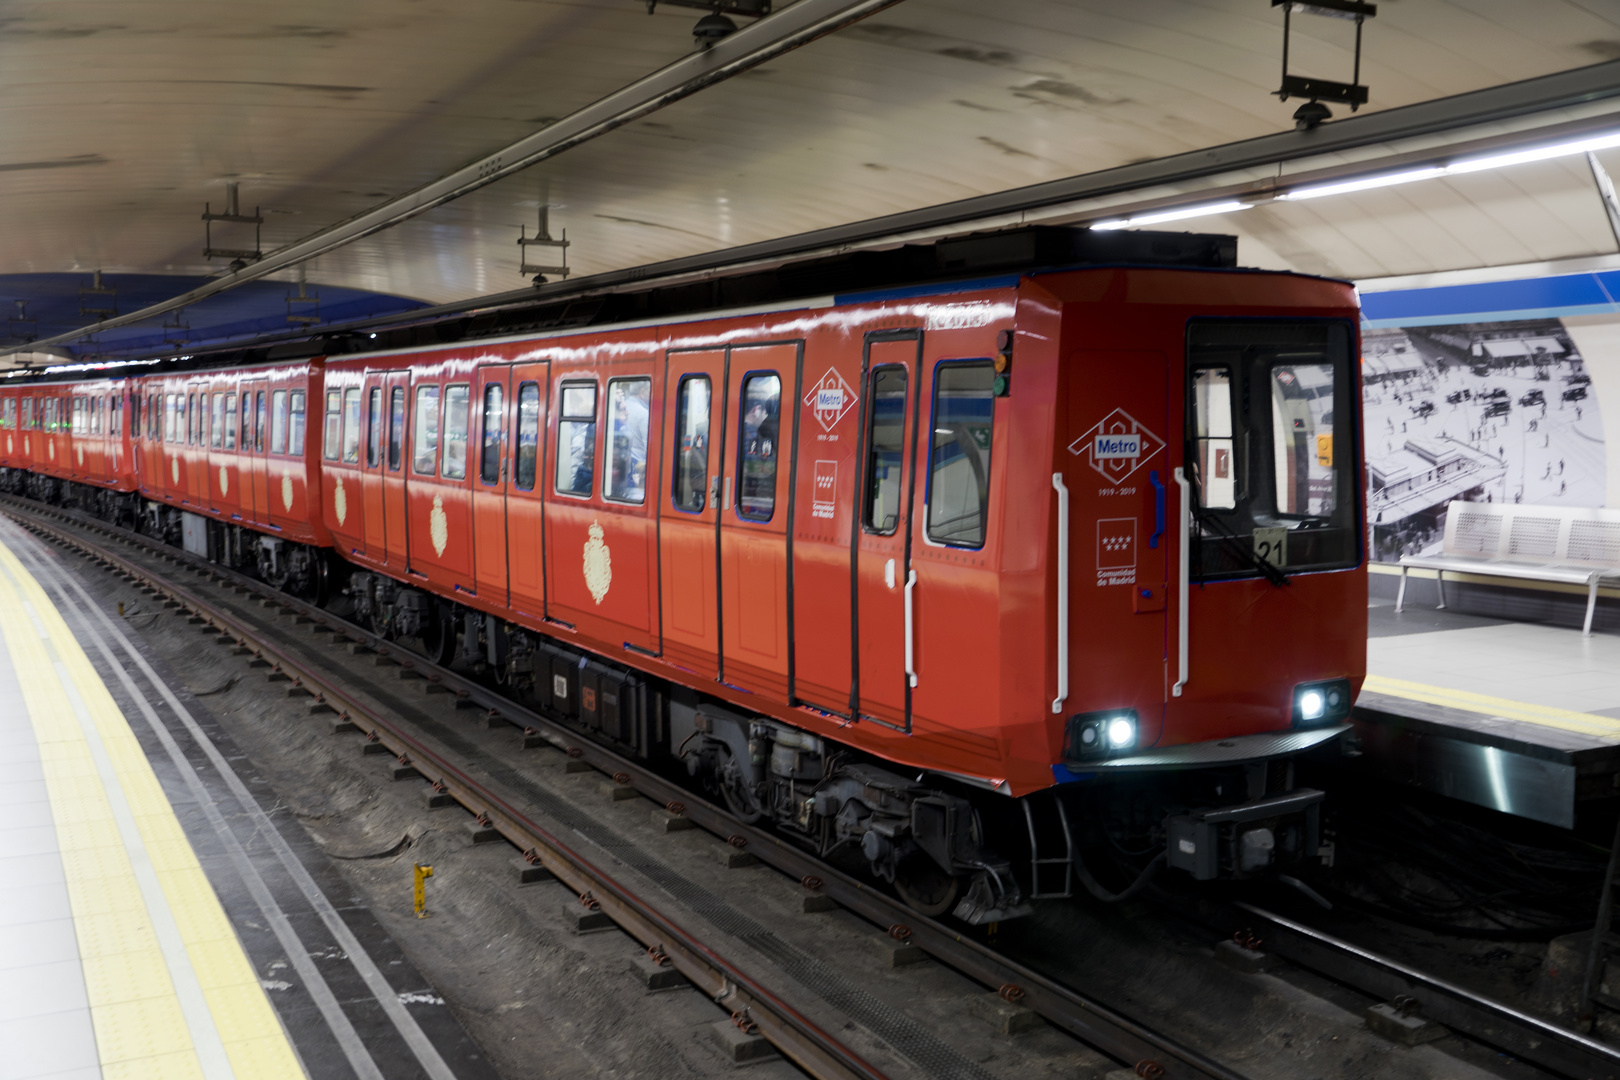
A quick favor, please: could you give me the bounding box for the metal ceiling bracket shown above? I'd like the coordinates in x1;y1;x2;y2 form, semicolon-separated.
1273;0;1375;112
78;270;118;320
286;270;321;326
202;180;264;264
518;207;571;281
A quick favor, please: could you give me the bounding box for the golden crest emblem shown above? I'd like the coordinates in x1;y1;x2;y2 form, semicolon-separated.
334;476;348;526
23;436;29;454
281;473;294;510
170;455;178;483
430;494;448;556
218;465;228;495
48;440;55;461
583;520;612;605
76;445;84;466
5;435;11;453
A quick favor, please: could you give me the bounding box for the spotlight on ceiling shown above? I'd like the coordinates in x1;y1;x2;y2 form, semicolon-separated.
1292;100;1333;130
693;11;738;47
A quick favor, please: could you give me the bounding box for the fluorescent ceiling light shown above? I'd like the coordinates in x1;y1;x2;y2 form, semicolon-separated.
1282;129;1620;201
1091;200;1252;230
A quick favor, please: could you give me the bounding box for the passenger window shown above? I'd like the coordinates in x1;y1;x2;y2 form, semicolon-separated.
604;377;650;504
187;394;195;444
1;397;13;430
412;385;441;475
165;395;176;443
323;391;341;460
863;366;907;534
736;373;781;522
224;394;237;450
672;375;710;512
367;388;382;467
514;382;540;491
210;395;224;449
342;389;362;463
480;384;503;485
388;387;405;471
442;384;469;480
271;390;288;453
289;390;306;455
554;382;596;497
926;362;995;548
1192;368;1236;511
111;397;121;438
255;392;266;452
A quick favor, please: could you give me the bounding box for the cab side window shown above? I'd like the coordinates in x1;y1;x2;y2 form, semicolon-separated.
341;389;362;463
480;384;503;485
270;390;288;454
412;385;441;475
323;392;342;460
672;376;710;512
554;383;596;497
736;373;781;522
862;366;907;534
289;390;307;455
514;383;540;491
925;361;995;548
604;377;650;504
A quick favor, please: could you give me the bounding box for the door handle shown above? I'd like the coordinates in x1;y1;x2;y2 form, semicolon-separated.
1149;469;1165;549
1051;472;1069;715
903;569;918;689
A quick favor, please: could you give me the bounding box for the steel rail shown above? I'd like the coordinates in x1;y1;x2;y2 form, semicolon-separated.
1;503;885;1080
1226;901;1620;1080
1;495;1249;1080
2;0;904;358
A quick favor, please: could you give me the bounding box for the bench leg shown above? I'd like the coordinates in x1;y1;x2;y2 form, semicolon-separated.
1395;567;1408;614
1435;570;1447;610
1586;578;1599;637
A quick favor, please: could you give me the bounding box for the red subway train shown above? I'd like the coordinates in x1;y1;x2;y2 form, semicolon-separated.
0;228;1366;920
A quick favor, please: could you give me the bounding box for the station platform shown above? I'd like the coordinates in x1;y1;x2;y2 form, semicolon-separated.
0;519;490;1080
1352;566;1620;829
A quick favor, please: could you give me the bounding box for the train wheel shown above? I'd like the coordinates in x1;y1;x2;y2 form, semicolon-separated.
893;854;963;918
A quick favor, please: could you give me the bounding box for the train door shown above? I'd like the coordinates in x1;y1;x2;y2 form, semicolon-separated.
717;343;798;699
505;364;549;617
1055;350;1171;746
359;374;388;561
853;332;921;729
186;384;208;507
383;371;411;568
659;349;725;678
242;380;269;522
208;386;235;514
471;366;511;605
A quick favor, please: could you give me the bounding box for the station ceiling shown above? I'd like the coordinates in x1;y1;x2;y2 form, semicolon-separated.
6;0;1620;363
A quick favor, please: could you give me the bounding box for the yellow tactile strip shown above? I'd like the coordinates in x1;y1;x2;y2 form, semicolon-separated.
0;540;303;1079
1363;673;1620;741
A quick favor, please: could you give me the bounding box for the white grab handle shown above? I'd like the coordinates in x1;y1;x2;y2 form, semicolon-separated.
903;569;918;688
1051;472;1069;715
1172;467;1191;698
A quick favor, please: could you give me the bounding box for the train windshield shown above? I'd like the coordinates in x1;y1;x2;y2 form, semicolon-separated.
1186;320;1359;580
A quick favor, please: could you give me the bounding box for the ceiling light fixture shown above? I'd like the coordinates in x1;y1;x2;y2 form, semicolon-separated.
1090;200;1254;231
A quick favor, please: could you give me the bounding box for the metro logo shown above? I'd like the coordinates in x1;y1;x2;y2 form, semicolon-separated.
1093;434;1141;459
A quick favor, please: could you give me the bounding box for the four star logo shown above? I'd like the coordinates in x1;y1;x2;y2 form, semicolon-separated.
802;367;858;433
1069;408;1165;484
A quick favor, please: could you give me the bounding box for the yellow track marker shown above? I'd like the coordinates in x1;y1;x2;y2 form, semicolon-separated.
1362;673;1620;740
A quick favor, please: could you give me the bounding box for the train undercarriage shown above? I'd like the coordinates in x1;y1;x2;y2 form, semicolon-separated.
1;471;1337;922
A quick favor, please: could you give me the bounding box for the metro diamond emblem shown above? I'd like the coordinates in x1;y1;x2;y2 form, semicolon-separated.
803;367;857;433
1069;408;1165;483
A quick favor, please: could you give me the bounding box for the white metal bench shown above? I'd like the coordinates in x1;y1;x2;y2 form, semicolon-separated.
1395;500;1620;635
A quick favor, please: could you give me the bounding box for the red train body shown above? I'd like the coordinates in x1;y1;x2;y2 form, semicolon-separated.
0;237;1366;920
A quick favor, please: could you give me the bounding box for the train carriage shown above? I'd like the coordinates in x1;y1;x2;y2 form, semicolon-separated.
0;228;1368;922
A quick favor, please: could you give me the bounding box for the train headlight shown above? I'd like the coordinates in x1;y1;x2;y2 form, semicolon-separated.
1293;679;1353;727
1067;709;1140;760
1107;716;1136;749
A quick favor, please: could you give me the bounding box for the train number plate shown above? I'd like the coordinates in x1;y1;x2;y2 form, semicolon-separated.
1252;527;1288;568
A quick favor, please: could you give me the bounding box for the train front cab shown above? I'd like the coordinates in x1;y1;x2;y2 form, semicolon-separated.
1042;267;1366;887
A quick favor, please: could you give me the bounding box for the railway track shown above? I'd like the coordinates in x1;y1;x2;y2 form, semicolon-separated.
0;494;1247;1080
